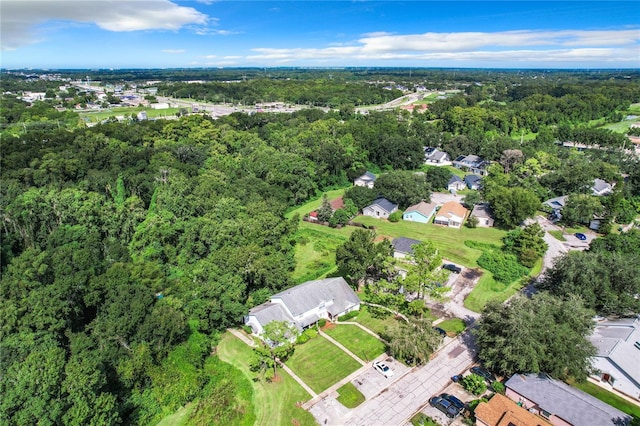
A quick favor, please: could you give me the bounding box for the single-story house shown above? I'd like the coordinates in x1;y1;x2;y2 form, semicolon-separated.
589;317;640;401
592;179;613;196
447;175;466;192
391;237;422;259
434;201;468;228
471;203;495;227
505;373;631;426
424;147;451;165
475;393;551;426
403;201;438;223
464;174;482;190
453;154;490;176
245;277;360;337
354;171;376;188
363;197;398;219
543;195;569;221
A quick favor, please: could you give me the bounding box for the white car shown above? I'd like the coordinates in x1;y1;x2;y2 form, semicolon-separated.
373;361;394;378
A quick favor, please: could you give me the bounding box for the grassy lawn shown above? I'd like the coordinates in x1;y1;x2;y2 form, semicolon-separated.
80;106;181;122
351;305;404;335
156;404;193;426
323;324;386;361
464;271;523;312
217;333;316;426
336;382;366;408
549;230;566;241
569;380;640;418
291;227;348;283
286;335;362;393
437;318;466;336
411;412;439;426
285;188;350;220
352;216;506;267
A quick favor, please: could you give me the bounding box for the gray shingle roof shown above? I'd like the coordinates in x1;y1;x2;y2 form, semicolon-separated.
369;197;398;213
271;277;360;319
505;374;631;426
464;174;482;186
404;201;438;218
592;178;612;194
448;175;463;185
392;237;422;255
248;302;294;326
359;171;376;182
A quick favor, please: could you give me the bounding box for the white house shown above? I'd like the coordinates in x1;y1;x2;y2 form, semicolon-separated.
453;154;490;176
592;179;613;196
471;203;494;227
589;317;640;401
403;201;438;223
424;147;451;165
447;175;466;192
245;277;360;337
434;201;468;228
363;197;398;219
354;171;377;188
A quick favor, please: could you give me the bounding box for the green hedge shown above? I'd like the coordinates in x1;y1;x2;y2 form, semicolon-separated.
338;310;359;321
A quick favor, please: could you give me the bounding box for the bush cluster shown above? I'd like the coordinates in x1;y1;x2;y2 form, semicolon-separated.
338;310;359;321
295;328;319;345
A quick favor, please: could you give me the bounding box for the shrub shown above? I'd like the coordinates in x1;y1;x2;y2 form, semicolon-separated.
491;381;505;394
318;318;327;328
388;211;402;222
303;328;318;339
242;325;253;335
466;215;479;228
338;310;359;321
296;333;310;345
461;373;487;395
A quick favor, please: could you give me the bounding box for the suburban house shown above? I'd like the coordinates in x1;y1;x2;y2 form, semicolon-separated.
391;237;422;259
403;201;438;223
589;317;640;401
452;154;490;176
543;195;569;221
592;178;614;196
424;147;451;165
308;196;344;222
471;203;495;227
505;373;631;426
354;171;377;188
363;197;398;219
447;175;466;192
245;277;360;337
434;201;468;228
475;393;551;426
464;174;482;190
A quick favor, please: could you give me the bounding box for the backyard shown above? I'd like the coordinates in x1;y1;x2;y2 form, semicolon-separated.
286;334;362;394
322;323;386;362
216;333;316;426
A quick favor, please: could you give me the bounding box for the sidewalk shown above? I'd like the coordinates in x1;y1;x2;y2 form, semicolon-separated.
319;330;366;366
226;328;256;347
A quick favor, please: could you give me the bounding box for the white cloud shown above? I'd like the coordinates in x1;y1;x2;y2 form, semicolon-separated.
162;49;185;54
245;29;640;66
1;0;209;50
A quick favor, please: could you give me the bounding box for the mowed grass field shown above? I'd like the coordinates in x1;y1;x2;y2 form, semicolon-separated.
217;333;316;426
286;335;362;394
323;324;386;361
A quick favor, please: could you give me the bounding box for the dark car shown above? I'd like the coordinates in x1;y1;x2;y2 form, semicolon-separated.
575;232;587;241
443;264;462;274
429;396;459;418
433;327;447;337
440;393;465;414
470;366;496;384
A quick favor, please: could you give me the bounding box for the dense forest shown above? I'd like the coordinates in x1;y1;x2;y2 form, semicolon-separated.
1;69;640;424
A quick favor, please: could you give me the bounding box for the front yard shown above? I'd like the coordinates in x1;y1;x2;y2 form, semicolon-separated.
286;334;362;394
323;324;386;361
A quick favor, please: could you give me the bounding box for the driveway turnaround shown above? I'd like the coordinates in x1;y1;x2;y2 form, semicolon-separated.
336;335;475;426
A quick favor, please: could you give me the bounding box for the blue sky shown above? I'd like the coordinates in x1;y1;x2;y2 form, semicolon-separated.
2;1;639;69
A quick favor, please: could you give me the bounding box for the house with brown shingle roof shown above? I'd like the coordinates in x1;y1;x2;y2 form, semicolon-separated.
475;393;551;426
434;201;468;228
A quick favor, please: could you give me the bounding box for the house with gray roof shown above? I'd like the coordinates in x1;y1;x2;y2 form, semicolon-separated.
354;171;377;188
453;154;490;175
471;203;494;227
363;197;398;219
392;237;422;259
245;277;360;337
424;147;451;165
592;178;614;196
505;373;631;426
447;175;466;192
589;317;640;401
464;174;482;190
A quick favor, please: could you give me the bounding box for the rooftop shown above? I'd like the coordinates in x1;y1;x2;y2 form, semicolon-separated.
475;393;550;426
392;237;422;255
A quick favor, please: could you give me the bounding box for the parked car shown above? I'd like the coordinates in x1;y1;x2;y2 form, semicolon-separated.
429;396;459;418
440;393;465;415
470;366;496;384
373;361;394;378
433;327;447;337
443;264;462;273
575;232;587;241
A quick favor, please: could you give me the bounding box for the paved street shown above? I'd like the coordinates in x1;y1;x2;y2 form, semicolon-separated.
340;335;476;426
